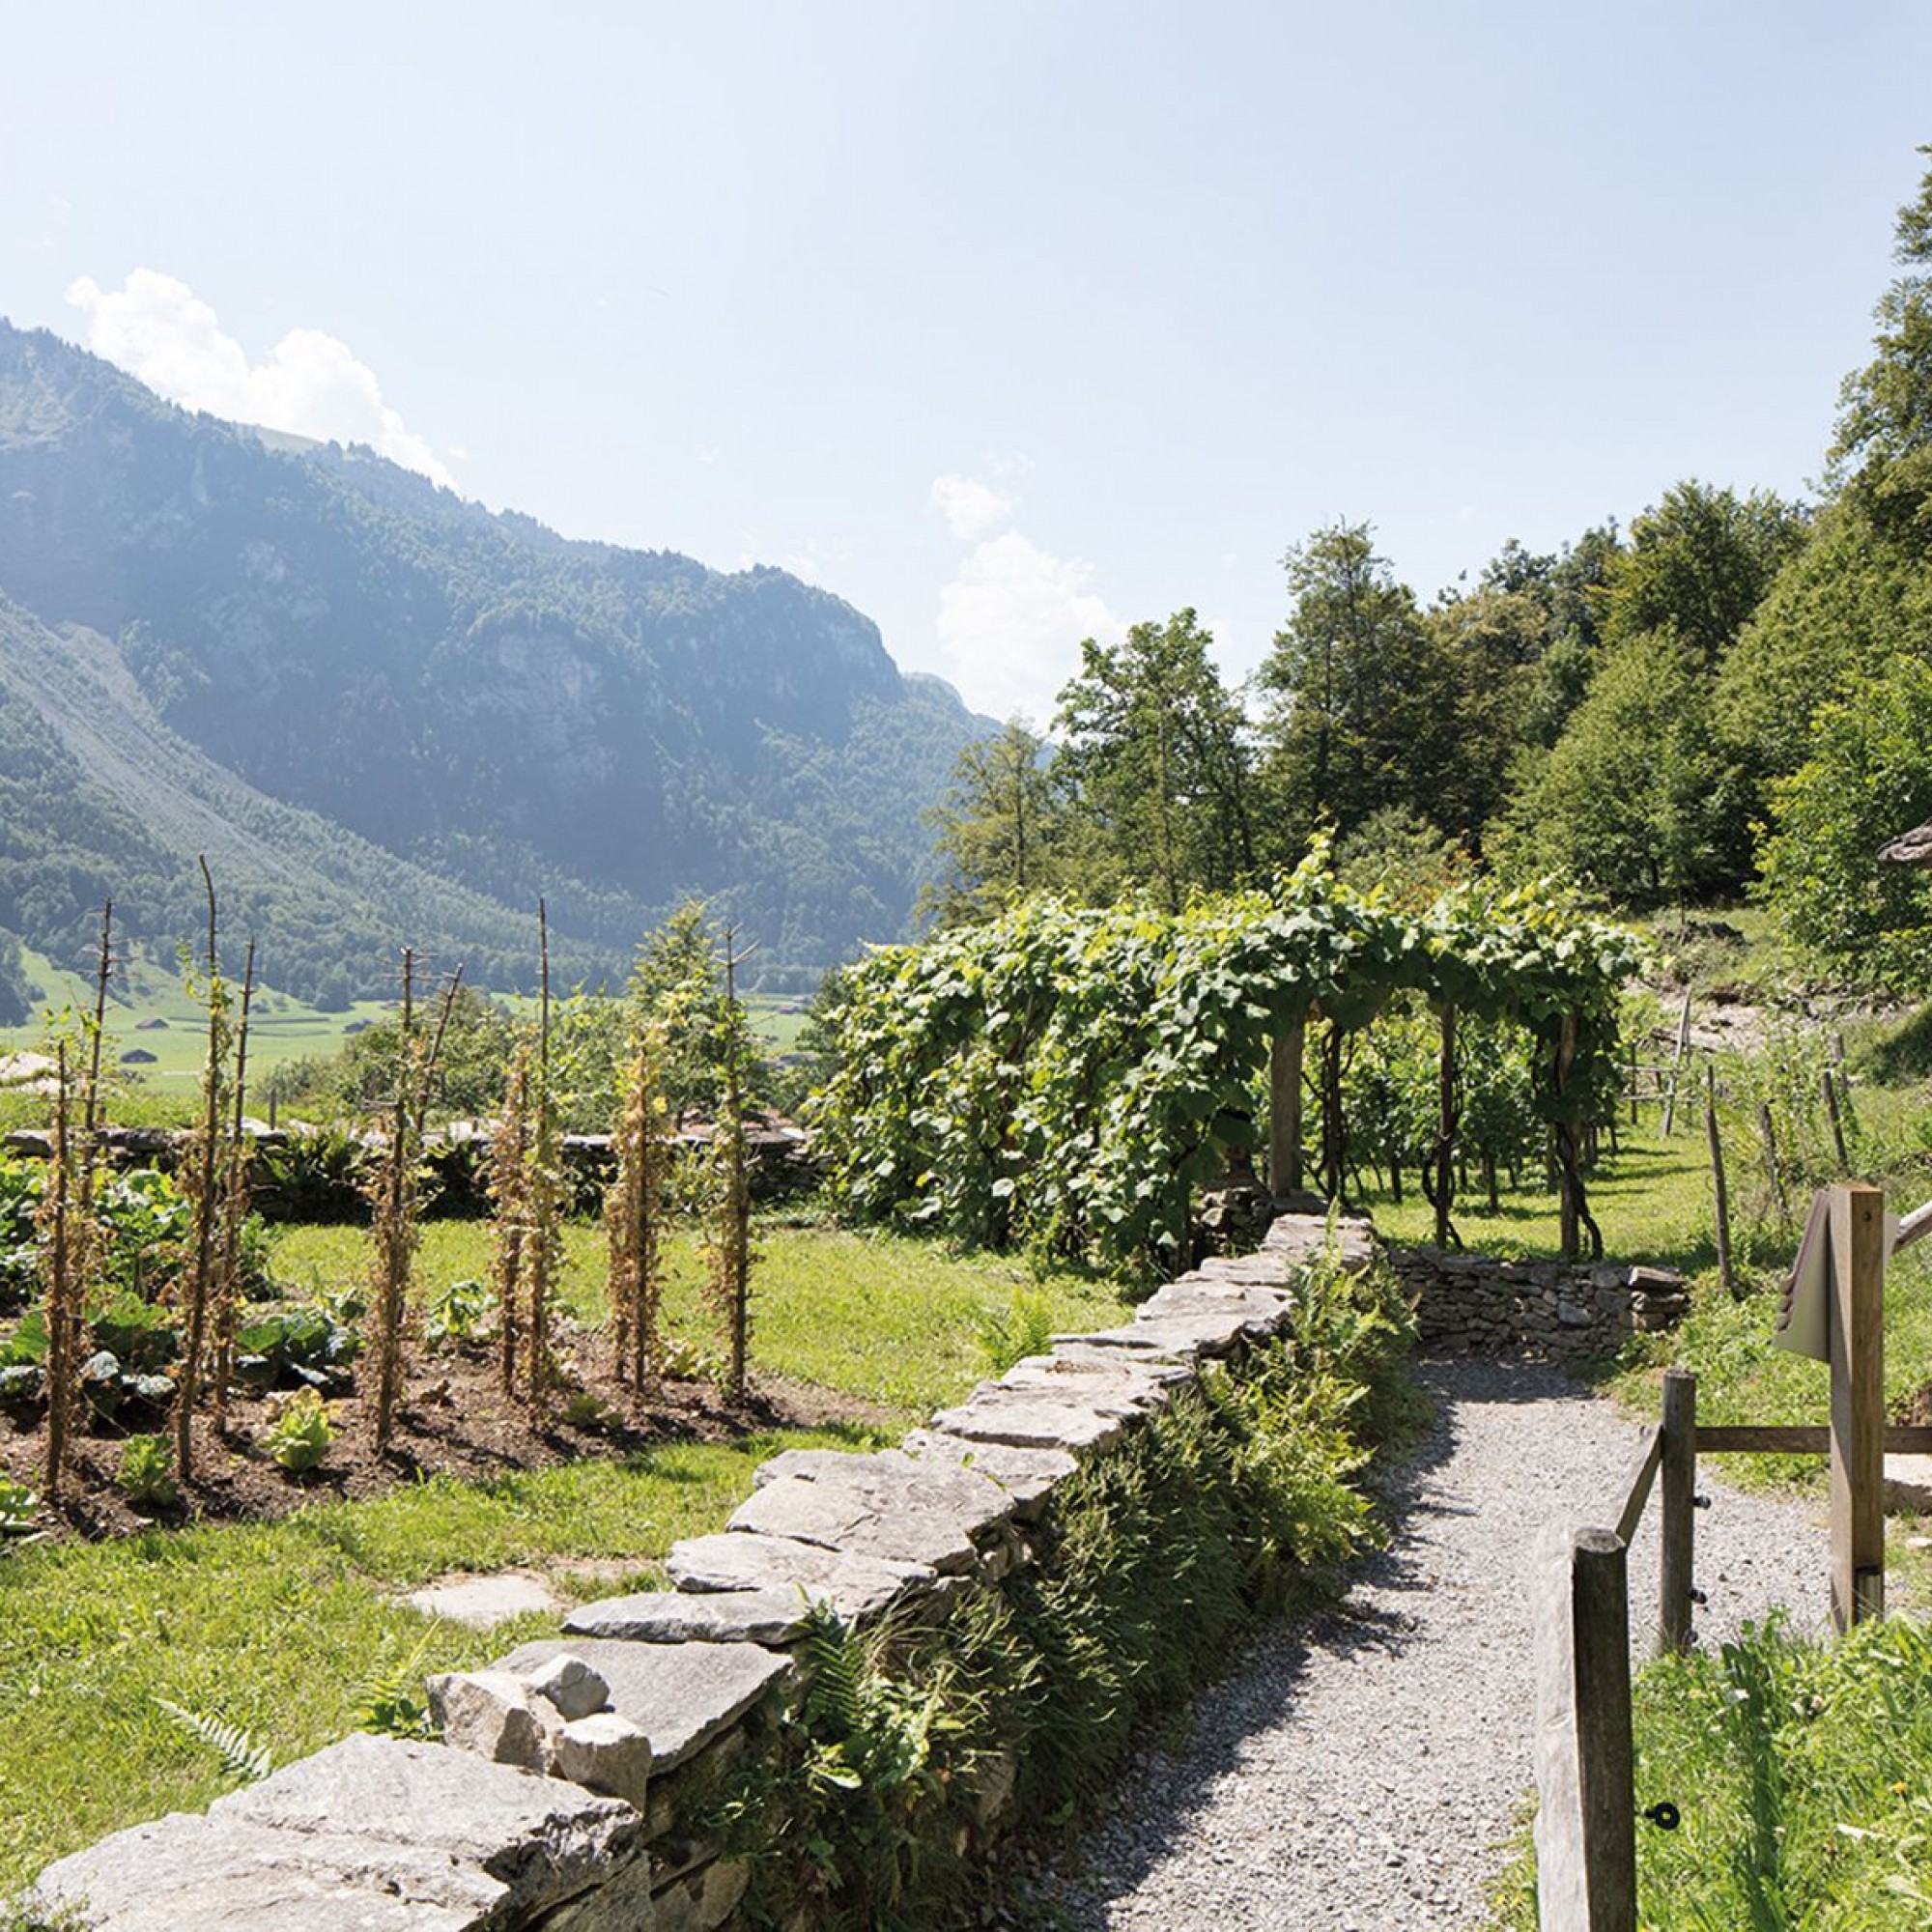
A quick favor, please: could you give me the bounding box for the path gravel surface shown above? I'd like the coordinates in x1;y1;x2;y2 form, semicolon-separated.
1009;1354;1833;1930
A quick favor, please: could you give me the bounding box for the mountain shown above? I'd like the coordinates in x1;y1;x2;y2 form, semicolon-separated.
0;322;987;997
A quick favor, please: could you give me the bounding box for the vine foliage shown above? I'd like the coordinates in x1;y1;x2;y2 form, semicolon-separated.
813;849;1641;1268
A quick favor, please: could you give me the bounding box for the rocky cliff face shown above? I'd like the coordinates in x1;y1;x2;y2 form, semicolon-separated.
0;321;984;983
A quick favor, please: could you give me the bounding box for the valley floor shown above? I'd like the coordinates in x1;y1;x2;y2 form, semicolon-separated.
1002;1354;1832;1930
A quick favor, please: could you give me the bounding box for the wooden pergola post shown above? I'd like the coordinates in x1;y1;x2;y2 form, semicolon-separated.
1435;1005;1457;1248
1269;1014;1304;1198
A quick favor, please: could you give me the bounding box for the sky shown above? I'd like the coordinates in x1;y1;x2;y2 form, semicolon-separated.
4;3;1930;727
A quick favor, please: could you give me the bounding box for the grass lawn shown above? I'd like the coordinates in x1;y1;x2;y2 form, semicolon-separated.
1355;1126;1721;1276
0;1221;1133;1895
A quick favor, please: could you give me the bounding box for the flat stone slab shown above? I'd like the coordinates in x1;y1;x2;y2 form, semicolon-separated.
665;1530;934;1622
1188;1254;1296;1286
926;1389;1127;1454
728;1451;1013;1575
1077;1311;1258;1357
728;1473;980;1574
405;1571;566;1628
37;1813;501;1931
1263;1212;1375;1267
567;1585;816;1646
997;1354;1175;1415
36;1735;640;1931
898;1430;1076;1515
1137;1282;1294;1328
1037;1341;1198;1383
497;1636;791;1774
753;1445;1020;1531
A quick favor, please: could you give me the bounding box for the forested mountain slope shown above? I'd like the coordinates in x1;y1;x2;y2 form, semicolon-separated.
0;322;984;993
0;596;544;1002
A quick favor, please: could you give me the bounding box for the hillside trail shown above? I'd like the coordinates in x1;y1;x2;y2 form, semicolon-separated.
1006;1354;1833;1931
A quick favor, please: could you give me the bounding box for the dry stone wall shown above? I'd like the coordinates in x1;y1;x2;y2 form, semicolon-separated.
33;1208;1375;1932
1392;1246;1686;1361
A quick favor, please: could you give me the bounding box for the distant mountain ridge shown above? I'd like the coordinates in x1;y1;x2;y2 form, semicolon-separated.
0;320;986;997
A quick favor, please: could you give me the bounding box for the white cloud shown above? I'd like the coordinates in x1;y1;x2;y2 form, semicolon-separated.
930;471;1016;542
935;529;1121;724
66;270;455;489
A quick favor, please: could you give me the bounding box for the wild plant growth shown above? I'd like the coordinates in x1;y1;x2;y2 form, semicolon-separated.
361;950;463;1451
605;1022;669;1394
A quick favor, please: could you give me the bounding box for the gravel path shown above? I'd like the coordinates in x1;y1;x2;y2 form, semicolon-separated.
1011;1354;1833;1930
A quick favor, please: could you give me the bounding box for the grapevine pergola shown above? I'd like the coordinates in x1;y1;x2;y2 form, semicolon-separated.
815;850;1643;1274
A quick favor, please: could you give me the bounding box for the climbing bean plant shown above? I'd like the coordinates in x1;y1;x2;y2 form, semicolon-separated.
812;850;1643;1272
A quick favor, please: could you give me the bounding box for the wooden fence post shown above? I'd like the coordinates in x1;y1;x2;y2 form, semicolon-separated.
1435;1005;1457;1248
1704;1068;1735;1298
1659;1370;1696;1656
1758;1100;1787;1221
1823;1068;1850;1174
1661;990;1692;1137
1534;1523;1636;1932
1830;1182;1886;1631
1269;1016;1304;1198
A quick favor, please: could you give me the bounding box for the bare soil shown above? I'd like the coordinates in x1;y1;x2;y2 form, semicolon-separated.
0;1329;890;1543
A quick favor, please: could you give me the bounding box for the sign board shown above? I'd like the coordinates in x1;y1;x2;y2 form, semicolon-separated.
1774;1189;1832;1362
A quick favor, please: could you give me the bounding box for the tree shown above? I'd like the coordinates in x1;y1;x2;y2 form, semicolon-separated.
628;902;762;1122
1719;150;1932;792
1054;610;1257;911
1515;522;1624;749
1758;655;1932;990
1259;524;1463;846
1832;143;1932;541
1420;584;1546;842
1499;627;1732;905
1600;481;1806;666
922;719;1076;925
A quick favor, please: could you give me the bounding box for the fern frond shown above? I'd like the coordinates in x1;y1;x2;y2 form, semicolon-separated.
155;1697;271;1783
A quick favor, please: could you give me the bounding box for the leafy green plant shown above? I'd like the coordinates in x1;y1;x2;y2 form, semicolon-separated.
0;1311;47;1409
972;1288;1056;1374
722;1604;982;1928
0;1157;41;1312
0;1480;37;1536
231;1307;360;1394
116;1435;178;1510
560;1389;617;1433
252;1125;371;1223
421;1276;492;1351
351;1634;438;1741
262;1387;332;1473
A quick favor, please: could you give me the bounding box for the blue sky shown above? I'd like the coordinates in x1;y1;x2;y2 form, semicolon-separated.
4;3;1929;724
